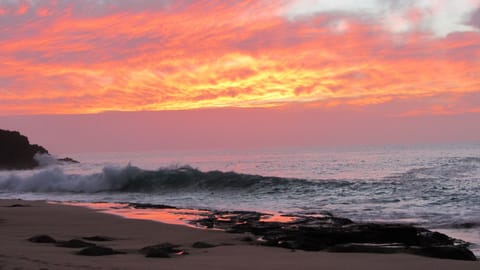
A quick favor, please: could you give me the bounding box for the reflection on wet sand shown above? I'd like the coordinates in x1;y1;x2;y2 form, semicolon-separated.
59;202;210;227
58;201;299;227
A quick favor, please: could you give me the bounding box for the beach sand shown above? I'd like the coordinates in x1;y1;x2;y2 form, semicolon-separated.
0;199;478;270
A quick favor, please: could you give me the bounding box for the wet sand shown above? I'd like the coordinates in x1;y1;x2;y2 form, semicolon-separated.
0;199;478;270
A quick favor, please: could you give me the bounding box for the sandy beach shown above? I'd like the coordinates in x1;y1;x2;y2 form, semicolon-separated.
0;199;477;270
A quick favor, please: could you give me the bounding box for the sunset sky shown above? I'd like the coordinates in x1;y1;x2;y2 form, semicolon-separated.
0;0;479;153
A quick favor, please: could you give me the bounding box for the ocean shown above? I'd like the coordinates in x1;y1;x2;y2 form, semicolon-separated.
0;143;479;256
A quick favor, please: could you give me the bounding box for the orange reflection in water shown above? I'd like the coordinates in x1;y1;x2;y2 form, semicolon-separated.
57;202;210;227
260;215;297;223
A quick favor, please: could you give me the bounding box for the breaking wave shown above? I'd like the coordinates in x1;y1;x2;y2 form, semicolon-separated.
0;156;478;195
390;157;480;181
0;165;325;193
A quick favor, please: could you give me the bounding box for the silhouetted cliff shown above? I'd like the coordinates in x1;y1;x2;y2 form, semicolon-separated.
0;129;73;170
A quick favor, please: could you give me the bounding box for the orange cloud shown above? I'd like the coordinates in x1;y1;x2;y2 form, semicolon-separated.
16;3;28;15
36;8;50;17
0;0;479;116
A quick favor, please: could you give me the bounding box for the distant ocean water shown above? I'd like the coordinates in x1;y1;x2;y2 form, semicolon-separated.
0;143;479;256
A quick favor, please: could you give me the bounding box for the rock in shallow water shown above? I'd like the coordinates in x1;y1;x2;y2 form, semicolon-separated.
192;210;477;261
57;157;79;163
128;203;177;209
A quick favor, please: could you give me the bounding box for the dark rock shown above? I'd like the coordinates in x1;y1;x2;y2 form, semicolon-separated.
28;235;57;243
192;241;217;248
55;239;96;248
0;129;80;170
77;246;124;256
229;222;283;235
194;217;216;228
128;203;177;209
190;210;477;261
230;211;263;222
7;204;30;207
0;129;48;170
411;246;477;261
193;210;267;231
417;230;455;246
140;243;181;253
140;243;185;258
328;243;406;254
82;236;115;242
58;157;80;163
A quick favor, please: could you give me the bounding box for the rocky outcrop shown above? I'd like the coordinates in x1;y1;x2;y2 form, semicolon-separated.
0;129;78;170
57;157;80;164
0;129;48;170
192;210;477;261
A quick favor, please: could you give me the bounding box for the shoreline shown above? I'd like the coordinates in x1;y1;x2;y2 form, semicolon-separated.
61;201;479;260
0;199;478;269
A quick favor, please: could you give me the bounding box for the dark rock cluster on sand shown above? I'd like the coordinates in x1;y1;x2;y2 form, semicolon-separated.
28;235;124;256
28;234;189;258
140;243;187;258
192;210;477;261
0;129;78;170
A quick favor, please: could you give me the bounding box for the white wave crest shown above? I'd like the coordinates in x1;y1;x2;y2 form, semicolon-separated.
0;165;141;193
34;153;58;167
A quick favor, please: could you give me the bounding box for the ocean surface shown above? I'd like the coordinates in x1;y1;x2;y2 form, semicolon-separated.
1;143;479;256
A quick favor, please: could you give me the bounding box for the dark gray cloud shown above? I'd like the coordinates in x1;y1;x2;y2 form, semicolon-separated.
467;7;480;29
